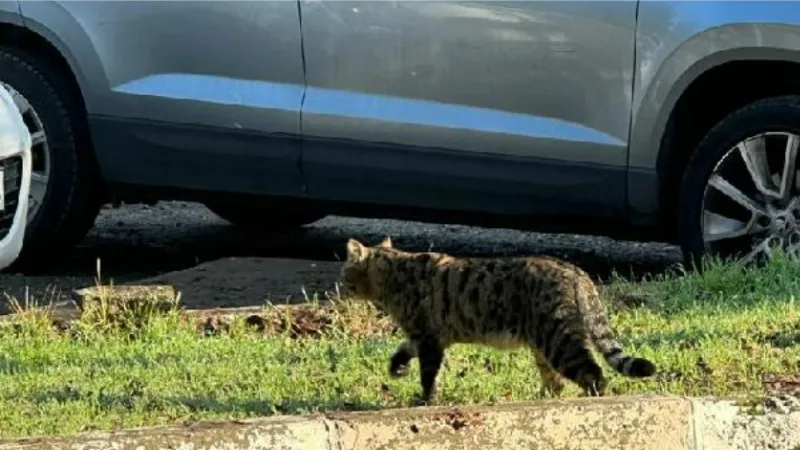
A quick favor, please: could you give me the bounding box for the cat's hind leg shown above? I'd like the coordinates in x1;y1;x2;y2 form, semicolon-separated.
538;327;608;397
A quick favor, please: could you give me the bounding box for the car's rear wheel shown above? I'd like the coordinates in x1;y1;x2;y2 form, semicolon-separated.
0;46;102;272
678;96;800;269
204;202;325;232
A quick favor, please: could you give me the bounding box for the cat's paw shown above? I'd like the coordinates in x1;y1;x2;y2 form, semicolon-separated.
389;361;410;378
409;394;434;408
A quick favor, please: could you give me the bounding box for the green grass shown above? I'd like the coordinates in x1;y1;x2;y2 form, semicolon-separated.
1;255;800;439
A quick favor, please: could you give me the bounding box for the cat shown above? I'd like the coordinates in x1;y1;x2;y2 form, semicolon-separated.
338;236;656;404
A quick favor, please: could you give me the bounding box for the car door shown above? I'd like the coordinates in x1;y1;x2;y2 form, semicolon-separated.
299;1;638;218
20;1;307;196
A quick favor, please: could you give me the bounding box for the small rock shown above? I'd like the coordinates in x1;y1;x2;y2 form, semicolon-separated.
72;285;180;327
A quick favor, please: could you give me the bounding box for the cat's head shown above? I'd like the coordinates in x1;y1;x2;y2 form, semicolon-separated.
338;236;394;299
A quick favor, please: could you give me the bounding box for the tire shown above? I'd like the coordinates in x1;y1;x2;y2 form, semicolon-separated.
677;95;800;270
205;202;325;232
0;46;102;272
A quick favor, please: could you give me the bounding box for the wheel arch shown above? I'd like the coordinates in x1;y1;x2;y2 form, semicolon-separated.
656;57;800;240
0;13;108;199
0;20;89;117
10;1;110;115
628;22;800;240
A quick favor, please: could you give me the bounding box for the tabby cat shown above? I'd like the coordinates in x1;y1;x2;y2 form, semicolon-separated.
339;237;656;404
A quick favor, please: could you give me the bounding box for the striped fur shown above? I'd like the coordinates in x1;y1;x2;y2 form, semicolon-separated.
339;237;655;403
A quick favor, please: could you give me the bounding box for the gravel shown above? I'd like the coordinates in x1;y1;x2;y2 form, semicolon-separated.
0;201;683;313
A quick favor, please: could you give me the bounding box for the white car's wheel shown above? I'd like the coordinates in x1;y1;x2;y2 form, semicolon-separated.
0;46;102;272
0;83;33;271
1;82;50;222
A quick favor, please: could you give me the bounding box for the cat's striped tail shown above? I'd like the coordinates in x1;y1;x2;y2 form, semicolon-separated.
587;304;656;377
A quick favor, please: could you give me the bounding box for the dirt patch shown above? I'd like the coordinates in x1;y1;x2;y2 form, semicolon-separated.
132;257;342;309
431;408;485;431
177;301;396;339
0;257;344;320
1;293;397;341
762;373;800;397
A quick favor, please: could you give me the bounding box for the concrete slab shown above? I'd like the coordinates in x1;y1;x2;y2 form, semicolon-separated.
0;415;329;450
326;396;693;450
0;395;696;450
691;397;800;450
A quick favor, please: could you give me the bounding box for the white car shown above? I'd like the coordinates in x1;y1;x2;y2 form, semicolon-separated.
0;83;31;271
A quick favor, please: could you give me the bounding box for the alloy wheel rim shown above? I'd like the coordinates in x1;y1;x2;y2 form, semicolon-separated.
1;82;51;222
701;131;800;263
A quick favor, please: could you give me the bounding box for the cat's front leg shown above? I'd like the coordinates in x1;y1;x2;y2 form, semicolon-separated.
389;339;417;378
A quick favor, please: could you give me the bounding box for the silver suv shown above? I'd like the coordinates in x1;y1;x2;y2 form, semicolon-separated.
2;1;799;270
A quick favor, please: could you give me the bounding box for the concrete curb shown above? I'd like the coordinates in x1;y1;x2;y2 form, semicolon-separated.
0;395;798;450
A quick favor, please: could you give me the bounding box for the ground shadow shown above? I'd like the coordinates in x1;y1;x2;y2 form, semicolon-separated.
58;222;683;283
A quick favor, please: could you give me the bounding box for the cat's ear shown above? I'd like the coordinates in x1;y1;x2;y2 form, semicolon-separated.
346;238;367;261
378;236;393;248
